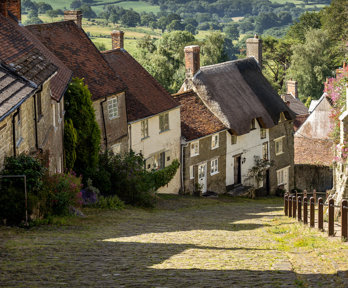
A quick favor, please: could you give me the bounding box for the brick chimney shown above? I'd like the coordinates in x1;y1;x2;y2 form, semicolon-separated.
286;80;298;98
184;45;200;78
0;0;21;22
64;10;82;28
246;34;262;68
111;30;124;49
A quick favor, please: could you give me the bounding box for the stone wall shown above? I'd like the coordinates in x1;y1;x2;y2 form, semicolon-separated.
269;116;295;194
295;164;333;192
183;131;227;194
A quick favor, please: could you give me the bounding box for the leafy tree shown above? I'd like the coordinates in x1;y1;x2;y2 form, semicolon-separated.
286;11;322;42
64;78;101;179
64;119;78;170
24;16;43;25
167;20;184;31
121;10;141;27
201;32;229;66
286;29;335;101
223;23;239;40
184;24;196;35
37;2;52;13
70;0;82;9
80;4;96;18
47;9;59;19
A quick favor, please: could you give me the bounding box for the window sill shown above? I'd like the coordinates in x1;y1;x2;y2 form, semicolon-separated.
211;146;219;150
159;129;170;134
210;171;219;176
109;116;120;120
190;154;199;158
141;136;150;141
275;152;284;156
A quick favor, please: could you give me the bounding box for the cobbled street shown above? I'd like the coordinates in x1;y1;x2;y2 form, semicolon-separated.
1;196;348;287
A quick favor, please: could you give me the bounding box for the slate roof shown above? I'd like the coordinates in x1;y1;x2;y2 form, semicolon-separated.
186;58;295;135
173;90;226;141
0;15;72;101
293;114;309;132
282;94;309;116
0;63;36;121
27;21;126;101
103;48;179;122
294;136;334;166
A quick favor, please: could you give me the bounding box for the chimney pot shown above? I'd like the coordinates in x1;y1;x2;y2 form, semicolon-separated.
64;10;82;28
184;45;200;78
286;80;298;98
0;0;21;22
246;36;262;68
111;30;124;49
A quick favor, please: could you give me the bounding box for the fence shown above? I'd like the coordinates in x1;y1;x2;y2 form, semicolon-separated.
284;193;348;240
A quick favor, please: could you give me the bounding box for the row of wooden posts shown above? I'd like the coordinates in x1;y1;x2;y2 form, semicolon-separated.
284;194;348;240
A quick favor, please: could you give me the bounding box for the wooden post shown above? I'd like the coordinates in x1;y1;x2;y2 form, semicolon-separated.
295;190;298;199
304;189;307;198
292;195;296;219
289;195;292;217
297;196;302;222
318;197;323;231
310;197;315;227
284;193;288;216
313;189;317;204
328;198;334;236
303;196;308;225
342;200;348;241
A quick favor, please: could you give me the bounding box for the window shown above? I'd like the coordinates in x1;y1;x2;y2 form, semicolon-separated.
189;165;194;179
190;141;199;157
231;135;237;145
277;167;289;192
111;143;121;155
15;110;22;147
260;128;266;139
159;113;169;132
274;136;284;155
211;158;218;175
108;97;118;120
154;152;166;170
251;119;256;130
262;142;268;160
141;119;149;139
211;134;219;149
37;92;42;118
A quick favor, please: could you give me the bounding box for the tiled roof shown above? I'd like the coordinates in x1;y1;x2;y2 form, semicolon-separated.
282;94;309;116
294;114;309;132
0;15;72;101
184;58;295;135
294;136;334;166
27;21;126;101
0;63;36;121
103;49;179;122
173;90;226;141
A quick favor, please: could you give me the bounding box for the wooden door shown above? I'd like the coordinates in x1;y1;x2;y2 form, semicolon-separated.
234;155;241;185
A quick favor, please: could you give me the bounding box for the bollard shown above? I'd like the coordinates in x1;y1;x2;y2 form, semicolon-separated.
313;189;317;204
289;195;292;217
310;197;315;227
292;195;296;219
328;198;335;236
318;197;323;231
304;189;307;199
284;193;288;216
342;200;348;241
295;191;298;199
303;196;308;225
297;196;302;222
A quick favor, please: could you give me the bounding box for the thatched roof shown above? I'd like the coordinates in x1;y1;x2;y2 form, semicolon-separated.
189;58;295;135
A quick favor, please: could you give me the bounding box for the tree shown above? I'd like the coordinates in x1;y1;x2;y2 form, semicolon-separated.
64;78;101;179
286;29;335;101
64;119;78;170
121;10;140;27
47;9;59;19
80;4;96;18
223;23;239;40
201;32;229;66
167;20;184;31
286;11;321;42
70;0;82;9
37;2;53;13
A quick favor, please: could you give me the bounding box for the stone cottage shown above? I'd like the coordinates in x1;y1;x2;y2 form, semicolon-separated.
179;38;295;194
173;90;227;194
0;4;72;173
27;15;129;155
102;31;181;194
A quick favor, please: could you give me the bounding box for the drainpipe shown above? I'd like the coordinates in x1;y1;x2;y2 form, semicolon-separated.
100;98;108;150
180;138;188;193
128;124;132;151
33;93;39;149
12;109;19;157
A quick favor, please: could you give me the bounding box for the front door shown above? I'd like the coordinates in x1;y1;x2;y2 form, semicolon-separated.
234;155;242;185
198;163;207;193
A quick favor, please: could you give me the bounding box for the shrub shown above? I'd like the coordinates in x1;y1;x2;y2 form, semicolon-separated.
0;155;46;224
81;178;100;205
93;195;125;210
44;172;82;215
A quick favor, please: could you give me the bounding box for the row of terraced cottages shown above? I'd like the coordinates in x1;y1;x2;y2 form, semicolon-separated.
0;1;296;195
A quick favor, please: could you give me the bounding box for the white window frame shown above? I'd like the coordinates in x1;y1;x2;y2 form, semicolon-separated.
210;158;218;175
260;128;267;139
211;133;219;150
189;165;194;179
154;151;166;170
274;136;285;156
108;97;119;120
159;113;169;133
190;141;199;157
141;119;149;139
52;104;56;128
262;142;269;160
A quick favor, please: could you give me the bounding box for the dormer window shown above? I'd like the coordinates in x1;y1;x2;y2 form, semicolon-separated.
108;97;119;120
